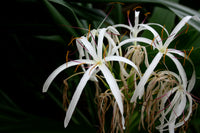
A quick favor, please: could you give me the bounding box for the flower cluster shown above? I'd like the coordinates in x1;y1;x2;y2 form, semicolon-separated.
43;9;197;133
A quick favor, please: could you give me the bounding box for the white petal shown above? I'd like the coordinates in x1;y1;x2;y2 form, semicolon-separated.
174;92;186;117
104;33;119;56
42;60;95;93
168;49;196;92
166;53;187;90
134;11;140;27
111;37;153;55
113;24;132;30
99;64;125;129
130;52;163;102
107;26;120;35
139;24;163;47
105;55;141;77
78;37;98;59
164;16;192;47
97;28;107;59
174;93;193;128
148;23;169;36
76;39;85;58
64;65;97;127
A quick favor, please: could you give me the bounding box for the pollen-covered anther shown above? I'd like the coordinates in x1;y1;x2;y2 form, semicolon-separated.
133;6;142;11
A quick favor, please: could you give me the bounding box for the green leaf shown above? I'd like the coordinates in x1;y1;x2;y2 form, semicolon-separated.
42;0;78;36
48;0;84;29
71;3;114;28
79;0;200;32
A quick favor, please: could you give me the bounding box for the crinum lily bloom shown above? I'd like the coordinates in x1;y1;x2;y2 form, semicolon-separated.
42;27;141;129
155;60;195;133
130;16;195;102
113;10;169;45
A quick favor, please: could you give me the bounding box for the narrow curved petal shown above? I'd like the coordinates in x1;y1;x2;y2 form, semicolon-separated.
76;39;85;58
112;37;153;55
104;33;119;56
148;23;169;36
64;65;97;127
97;28;107;59
166;53;187;90
42;60;95;93
78;37;98;59
174;92;186;117
130;52;163;102
139;24;163;47
99;64;125;129
168;49;196;92
105;55;141;77
164;16;192;47
107;26;120;35
174;93;193;128
113;24;132;30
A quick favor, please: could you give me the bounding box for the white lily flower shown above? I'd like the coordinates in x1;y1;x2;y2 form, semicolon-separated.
43;27;141;129
113;10;169;43
130;16;194;102
156;69;195;133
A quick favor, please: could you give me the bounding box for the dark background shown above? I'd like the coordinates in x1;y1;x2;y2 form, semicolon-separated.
2;0;200;132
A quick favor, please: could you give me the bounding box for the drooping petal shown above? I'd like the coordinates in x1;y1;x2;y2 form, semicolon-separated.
99;64;125;129
166;53;187;90
174;92;186;117
64;65;97;128
148;23;169;36
130;52;163;102
139;24;163;47
173;93;193;128
105;55;141;77
168;49;196;92
164;16;192;47
42;60;95;93
113;24;132;30
107;26;120;35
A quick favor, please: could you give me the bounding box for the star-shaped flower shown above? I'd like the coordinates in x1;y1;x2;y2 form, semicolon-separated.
42;27;140;129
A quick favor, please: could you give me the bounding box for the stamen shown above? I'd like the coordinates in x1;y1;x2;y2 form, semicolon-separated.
89;31;97;46
142;12;151;23
103;45;109;62
183;50;187;66
187;92;200;103
174;40;179;49
68;37;81;46
185;23;189;34
74;62;86;72
127;10;131;26
66;50;70;63
109;2;125;5
133;6;142;11
89;62;100;74
87;24;91;40
76;39;87;50
163;48;168;63
187;46;194;60
161;25;166;41
151;35;158;49
120;31;128;42
144;12;151;17
97;5;114;29
157;98;171;114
